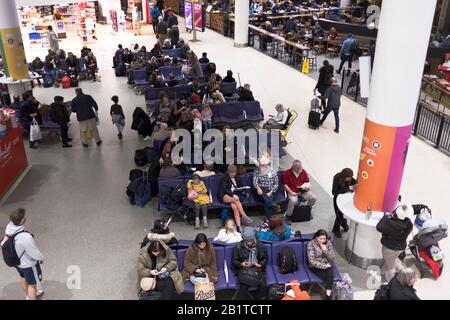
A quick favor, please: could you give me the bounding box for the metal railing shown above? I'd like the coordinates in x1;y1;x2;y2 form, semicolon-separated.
413;102;450;155
340;67;368;106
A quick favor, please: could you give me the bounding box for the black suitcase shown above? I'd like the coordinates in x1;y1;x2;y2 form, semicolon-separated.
291;204;312;222
70;76;78;87
308;110;321;130
134;149;147;167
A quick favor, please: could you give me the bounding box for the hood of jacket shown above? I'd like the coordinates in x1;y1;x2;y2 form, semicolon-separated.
5;222;24;237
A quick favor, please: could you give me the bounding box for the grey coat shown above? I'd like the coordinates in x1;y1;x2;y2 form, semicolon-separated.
321;84;342;109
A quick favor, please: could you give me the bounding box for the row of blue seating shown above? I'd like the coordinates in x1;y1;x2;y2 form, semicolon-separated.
165;236;341;294
158;172;288;212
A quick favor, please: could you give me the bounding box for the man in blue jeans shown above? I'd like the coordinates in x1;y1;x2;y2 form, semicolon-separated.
320;78;342;134
336;33;356;75
253;156;281;222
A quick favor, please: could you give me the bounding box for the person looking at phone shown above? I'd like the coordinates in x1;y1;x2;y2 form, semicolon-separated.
137;240;184;300
182;233;218;285
331;168;357;238
283;160;317;224
231;227;268;300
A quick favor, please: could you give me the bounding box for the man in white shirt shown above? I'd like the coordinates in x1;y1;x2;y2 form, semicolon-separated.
250;0;263;15
263;104;289;129
1;208;44;300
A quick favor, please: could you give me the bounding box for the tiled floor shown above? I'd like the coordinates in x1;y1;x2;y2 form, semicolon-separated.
0;19;449;300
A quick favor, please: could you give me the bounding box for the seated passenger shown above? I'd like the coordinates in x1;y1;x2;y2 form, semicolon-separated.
157;94;173;123
237;84;255;102
182;233;218;284
222;70;236;83
307;229;335;300
232;227;268;300
328;27;339;40
263;104;289;129
198;52;209;64
214;218;243;244
283;160;317;224
137;239;184;300
257;215;292;241
196;162;216;178
144;219;177;246
253;156;281;222
387;268;420;300
162;39;173;50
218;165;254;230
159;157;181;178
186;174;211;229
166;73;179;87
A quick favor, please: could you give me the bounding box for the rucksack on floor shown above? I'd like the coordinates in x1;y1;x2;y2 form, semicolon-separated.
291;204;312;222
172;184;188;203
134;149;147;167
277;246;299;274
1;230;28;267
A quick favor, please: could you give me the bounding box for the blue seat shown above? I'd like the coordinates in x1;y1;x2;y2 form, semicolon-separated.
272;242;310;284
162;48;182;58
157;177;185;211
210;103;246;125
220;81;240;102
160;66;183;81
243;101;264;121
206;174;230;209
272;172;289;205
133;68;149;86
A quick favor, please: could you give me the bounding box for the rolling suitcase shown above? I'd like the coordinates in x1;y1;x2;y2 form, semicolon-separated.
61;76;71;89
308;96;321;130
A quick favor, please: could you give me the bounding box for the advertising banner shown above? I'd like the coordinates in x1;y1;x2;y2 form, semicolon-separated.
0;27;29;80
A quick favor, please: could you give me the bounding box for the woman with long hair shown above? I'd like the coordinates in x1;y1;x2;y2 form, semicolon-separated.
331;168;356;238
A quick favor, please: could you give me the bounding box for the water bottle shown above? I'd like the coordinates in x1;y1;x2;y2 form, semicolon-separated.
366;204;372;220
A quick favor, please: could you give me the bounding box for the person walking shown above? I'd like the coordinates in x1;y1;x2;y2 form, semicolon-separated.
71;88;102;147
1;208;44;300
110;95;125;140
47;25;59;53
150;4;161;34
132;5;142;35
376;205;413;282
156;16;168;47
314;60;334;111
319;77;342;134
49;96;72;148
336;33;356;75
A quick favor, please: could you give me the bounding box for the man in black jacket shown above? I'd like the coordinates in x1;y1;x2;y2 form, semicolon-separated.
71;88;102;147
50;96;72;148
232;227;267;300
376;205;413;282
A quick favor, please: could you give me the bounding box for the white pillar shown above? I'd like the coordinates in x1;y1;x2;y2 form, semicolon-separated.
0;0;29;80
339;0;438;269
234;0;249;47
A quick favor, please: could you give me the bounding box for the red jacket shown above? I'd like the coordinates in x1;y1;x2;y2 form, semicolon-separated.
283;169;310;193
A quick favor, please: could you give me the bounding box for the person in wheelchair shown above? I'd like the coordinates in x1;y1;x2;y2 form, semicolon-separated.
263;104;288;130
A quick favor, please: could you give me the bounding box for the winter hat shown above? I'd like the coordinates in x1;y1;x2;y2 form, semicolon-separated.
394;204;414;221
140;277;156;291
242;227;256;241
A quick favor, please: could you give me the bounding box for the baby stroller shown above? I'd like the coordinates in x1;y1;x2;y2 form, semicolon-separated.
407;204;448;279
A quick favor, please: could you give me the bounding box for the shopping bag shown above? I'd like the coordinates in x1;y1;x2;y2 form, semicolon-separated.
83;129;93;141
29;118;42;142
194;280;215;300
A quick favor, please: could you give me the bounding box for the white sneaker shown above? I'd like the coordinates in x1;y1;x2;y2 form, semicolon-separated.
37;289;44;297
143;136;151;141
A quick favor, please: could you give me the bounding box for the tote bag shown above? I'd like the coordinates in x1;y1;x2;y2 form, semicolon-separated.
30;118;42;142
194;280;215;300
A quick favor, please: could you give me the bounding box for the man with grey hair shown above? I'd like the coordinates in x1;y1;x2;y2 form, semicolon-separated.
387;268;420;300
263;104;289;129
283;160;317;224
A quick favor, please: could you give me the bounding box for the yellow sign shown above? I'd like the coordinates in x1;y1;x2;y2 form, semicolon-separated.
302;58;310;74
0;27;29;81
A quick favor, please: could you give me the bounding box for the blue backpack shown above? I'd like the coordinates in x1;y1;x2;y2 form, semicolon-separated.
43;73;53;87
134;173;152;208
220;209;231;225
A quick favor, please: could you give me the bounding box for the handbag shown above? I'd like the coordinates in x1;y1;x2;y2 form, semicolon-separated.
187;189;199;201
29;118;42;142
158;271;170;279
238;267;262;287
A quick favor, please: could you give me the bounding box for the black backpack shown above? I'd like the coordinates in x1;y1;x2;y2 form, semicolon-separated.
2;230;28;267
134;149;147;167
172;184;187;203
160;185;179;211
277;246;299;274
49;104;59;123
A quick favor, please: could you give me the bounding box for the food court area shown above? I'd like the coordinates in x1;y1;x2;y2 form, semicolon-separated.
0;0;450;301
